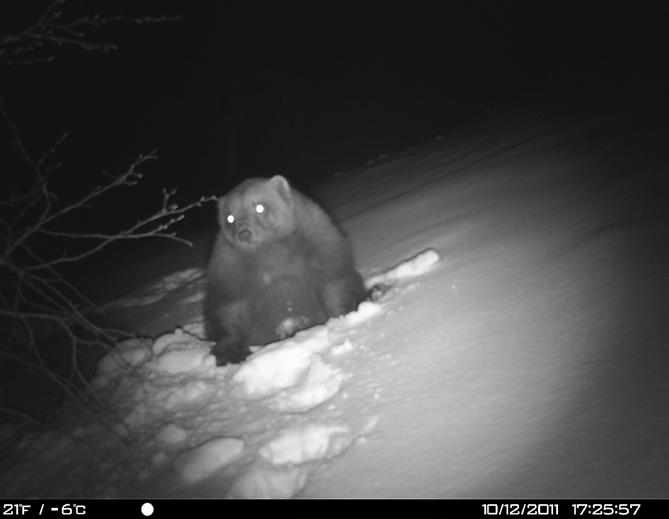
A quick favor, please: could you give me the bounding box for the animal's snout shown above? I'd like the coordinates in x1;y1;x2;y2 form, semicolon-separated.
237;228;253;242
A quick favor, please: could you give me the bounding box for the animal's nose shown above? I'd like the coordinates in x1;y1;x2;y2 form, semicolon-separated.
237;228;252;242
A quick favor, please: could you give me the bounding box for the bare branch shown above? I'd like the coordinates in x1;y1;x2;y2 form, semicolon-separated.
1;113;214;436
0;0;181;65
37;132;68;170
0;0;196;441
0;405;52;431
41;150;156;225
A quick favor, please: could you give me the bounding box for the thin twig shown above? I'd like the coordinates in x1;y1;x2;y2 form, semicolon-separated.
0;0;181;65
1;112;215;436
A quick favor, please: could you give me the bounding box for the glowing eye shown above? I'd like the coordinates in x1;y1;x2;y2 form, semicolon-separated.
255;204;265;214
226;214;235;224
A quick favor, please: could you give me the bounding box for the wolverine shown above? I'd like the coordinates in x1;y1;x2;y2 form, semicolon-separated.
204;175;366;365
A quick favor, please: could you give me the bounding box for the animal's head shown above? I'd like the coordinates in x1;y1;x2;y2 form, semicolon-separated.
217;175;297;248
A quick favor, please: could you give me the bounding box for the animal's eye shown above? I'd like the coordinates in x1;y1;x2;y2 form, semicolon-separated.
255;203;265;214
226;214;235;224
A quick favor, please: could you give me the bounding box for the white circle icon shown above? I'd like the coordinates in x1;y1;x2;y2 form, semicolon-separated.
141;502;154;516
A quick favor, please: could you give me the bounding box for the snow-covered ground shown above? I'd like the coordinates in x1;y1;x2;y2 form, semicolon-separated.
2;101;668;498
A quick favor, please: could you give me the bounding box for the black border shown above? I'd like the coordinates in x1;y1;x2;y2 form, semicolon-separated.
2;499;669;519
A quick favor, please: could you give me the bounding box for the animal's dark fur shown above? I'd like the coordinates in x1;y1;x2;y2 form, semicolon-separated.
204;175;366;365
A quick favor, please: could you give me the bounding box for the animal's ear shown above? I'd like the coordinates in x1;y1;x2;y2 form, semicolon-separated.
216;196;228;224
269;175;292;201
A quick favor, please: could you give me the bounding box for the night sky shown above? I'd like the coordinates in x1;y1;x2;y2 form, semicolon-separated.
2;1;668;226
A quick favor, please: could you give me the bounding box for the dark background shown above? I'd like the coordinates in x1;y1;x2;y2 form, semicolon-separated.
3;2;667;184
1;1;667;259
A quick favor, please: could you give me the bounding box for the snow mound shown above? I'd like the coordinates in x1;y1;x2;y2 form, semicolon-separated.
95;338;152;378
365;247;440;288
270;357;346;412
331;338;354;356
146;344;214;374
342;301;383;326
259;423;352;465
174;437;244;484
229;464;310;498
158;380;209;409
156;424;188;447
93;328;217;394
233;327;331;398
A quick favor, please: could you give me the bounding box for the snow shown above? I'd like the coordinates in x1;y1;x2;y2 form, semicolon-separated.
364;247;440;288
259;423;351;465
229;464;309;498
340;301;383;326
1;103;668;499
155;424;188;446
103;268;203;309
174;437;244;484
